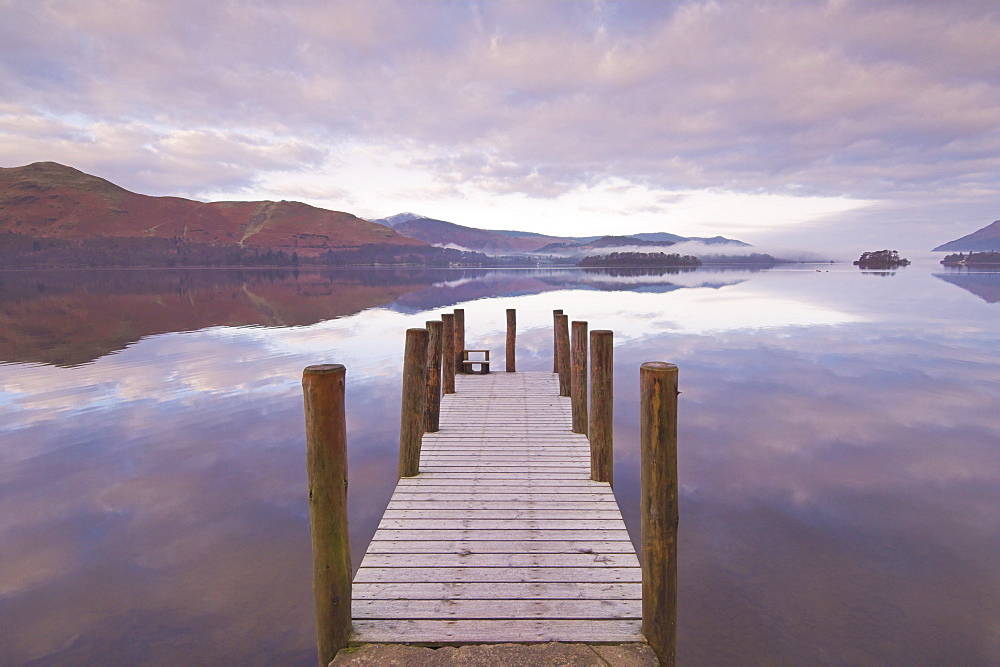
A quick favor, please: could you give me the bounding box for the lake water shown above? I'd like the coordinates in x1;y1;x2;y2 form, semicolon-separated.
2;263;999;665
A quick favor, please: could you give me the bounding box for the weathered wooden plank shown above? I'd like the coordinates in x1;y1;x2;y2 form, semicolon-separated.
393;482;614;498
385;501;620;511
381;509;624;520
367;529;633;542
377;518;628;530
353;598;641;619
352;581;641;599
354;566;642;583
388;491;612;499
350;619;644;643
358;552;640;568
406;472;594;480
364;540;637;554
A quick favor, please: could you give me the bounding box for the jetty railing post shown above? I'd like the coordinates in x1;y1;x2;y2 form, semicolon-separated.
399;328;429;477
506;308;516;372
424;320;443;432
640;361;679;666
555;313;571;396
302;364;351;666
589;330;613;485
571;320;588;434
552;309;563;373
454;308;465;374
442;313;456;394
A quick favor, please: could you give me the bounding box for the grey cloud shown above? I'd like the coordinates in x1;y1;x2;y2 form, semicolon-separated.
1;1;999;207
0;110;325;197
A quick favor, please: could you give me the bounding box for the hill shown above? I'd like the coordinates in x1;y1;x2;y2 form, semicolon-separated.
382;212;750;255
0;162;424;259
392;217;567;254
933;220;1000;252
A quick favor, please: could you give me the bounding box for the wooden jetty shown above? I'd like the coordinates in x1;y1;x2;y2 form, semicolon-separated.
352;371;642;643
303;310;679;666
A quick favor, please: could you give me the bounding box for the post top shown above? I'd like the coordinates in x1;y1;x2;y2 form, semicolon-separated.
303;363;346;375
591;329;613;336
641;361;678;372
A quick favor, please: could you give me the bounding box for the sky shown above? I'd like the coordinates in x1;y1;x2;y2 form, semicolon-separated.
1;0;999;253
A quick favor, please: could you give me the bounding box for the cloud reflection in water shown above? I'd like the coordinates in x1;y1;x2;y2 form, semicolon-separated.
1;265;999;664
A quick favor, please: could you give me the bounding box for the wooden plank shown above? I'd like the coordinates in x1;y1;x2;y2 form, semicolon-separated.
354;567;642;584
381;509;625;520
392;485;609;493
364;540;637;554
353;598;641;619
352;582;641;599
376;519;628;530
366;529;633;542
387;493;611;500
350;619;644;643
385;501;620;510
358;552;640;568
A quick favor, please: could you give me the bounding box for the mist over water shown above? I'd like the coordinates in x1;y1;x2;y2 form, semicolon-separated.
2;263;999;665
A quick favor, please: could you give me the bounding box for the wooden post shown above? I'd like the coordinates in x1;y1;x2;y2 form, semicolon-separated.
555;314;570;397
424;320;443;432
640;361;679;666
399;328;428;477
442;313;456;394
302;364;351;666
552;309;563;373
589;330;613;485
571;320;588;434
506;308;516;372
454;308;465;374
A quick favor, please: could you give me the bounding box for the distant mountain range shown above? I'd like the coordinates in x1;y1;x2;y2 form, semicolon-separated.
370;213;750;256
1;162;750;267
934;220;1000;252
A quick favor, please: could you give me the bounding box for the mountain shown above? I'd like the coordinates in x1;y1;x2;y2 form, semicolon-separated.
380;212;750;254
368;212;426;227
934;220;1000;252
392;217;567;254
535;235;667;254
687;235;752;247
0;162;424;257
630;232;688;244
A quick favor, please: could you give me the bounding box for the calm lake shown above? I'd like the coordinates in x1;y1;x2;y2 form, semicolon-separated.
2;263;999;665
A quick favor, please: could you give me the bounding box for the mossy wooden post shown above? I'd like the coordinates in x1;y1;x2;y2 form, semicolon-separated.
571;320;588;434
454;308;465;375
302;364;351;666
640;361;679;666
555;313;570;396
399;328;428;477
590;330;613;485
424;320;443;432
442;313;456;394
552;309;563;373
506;308;516;372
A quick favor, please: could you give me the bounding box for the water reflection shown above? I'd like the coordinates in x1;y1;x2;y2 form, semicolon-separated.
935;269;1000;303
1;265;999;664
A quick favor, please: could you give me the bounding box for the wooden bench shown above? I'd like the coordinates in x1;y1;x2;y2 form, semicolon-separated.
461;349;490;374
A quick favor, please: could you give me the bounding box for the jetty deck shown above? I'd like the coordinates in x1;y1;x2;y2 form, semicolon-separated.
351;371;643;644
